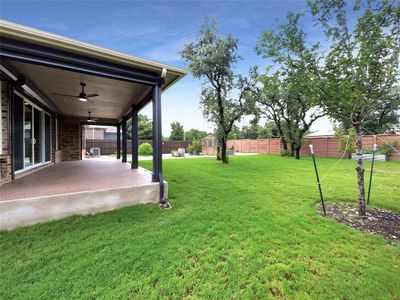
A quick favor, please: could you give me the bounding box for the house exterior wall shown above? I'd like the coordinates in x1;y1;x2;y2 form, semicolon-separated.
0;81;12;184
84;127;104;140
0;79;82;184
60;117;81;161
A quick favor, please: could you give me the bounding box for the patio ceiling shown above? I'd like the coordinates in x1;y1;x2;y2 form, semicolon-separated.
5;59;151;121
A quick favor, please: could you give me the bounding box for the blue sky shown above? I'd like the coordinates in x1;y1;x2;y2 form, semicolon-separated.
1;0;334;135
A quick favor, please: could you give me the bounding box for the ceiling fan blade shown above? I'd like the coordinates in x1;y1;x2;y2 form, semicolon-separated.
53;93;78;98
86;93;99;98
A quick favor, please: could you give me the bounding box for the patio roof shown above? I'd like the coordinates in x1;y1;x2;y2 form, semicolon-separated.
0;19;187;122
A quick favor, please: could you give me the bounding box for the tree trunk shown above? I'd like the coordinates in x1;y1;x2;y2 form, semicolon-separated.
295;146;301;160
353;116;366;216
221;136;228;164
216;144;221;160
282;138;288;151
290;143;295;156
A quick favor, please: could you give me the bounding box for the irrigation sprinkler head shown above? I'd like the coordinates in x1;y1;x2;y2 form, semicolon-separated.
309;144;314;154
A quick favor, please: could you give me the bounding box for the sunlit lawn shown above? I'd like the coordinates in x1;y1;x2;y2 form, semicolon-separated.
1;155;399;299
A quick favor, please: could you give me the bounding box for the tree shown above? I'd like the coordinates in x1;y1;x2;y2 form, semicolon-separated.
309;0;400;215
127;114;152;140
138;114;153;140
256;12;327;159
228;125;240;139
181;19;258;163
258;121;279;139
254;74;288;151
240;119;262;139
335;88;400;134
185;128;208;141
170;122;184;140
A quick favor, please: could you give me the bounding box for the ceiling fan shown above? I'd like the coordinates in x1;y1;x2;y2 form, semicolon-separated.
53;82;98;102
86;111;97;123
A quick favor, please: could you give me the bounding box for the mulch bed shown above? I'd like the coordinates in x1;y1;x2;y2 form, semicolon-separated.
317;202;400;244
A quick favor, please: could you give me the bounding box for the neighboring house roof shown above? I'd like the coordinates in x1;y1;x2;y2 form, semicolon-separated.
86;125;117;133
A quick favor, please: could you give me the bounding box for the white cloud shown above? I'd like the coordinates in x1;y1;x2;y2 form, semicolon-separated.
143;36;194;63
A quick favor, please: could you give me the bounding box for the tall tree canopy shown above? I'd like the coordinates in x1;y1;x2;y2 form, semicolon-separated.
185;128;208;141
256;12;327;159
169;122;185;141
127;114;153;140
308;0;400;215
181;19;258;163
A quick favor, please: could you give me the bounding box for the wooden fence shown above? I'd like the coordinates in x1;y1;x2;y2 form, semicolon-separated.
85;139;192;155
227;134;400;161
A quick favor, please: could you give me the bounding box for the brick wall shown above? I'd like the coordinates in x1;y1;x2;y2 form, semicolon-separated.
227;135;400;161
55;150;62;163
0;81;11;184
0;82;82;184
60;117;81;160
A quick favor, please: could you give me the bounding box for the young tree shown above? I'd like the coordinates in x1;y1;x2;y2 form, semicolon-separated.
336;87;400;134
308;0;400;215
256;12;327;159
169;122;184;140
181;19;258;163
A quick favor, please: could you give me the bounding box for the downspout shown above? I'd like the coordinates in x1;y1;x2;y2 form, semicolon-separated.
158;68;170;209
8;81;15;180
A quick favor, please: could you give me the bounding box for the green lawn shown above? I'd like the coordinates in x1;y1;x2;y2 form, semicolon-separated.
1;155;399;299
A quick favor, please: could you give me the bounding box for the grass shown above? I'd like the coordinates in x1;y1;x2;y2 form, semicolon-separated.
1;155;399;299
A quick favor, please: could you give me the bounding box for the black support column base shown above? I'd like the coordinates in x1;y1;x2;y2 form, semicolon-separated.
159;202;172;209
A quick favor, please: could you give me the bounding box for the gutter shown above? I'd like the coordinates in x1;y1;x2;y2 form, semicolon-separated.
0;19;187;77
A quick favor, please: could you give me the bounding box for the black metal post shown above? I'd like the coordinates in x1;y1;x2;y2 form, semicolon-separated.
367;144;377;205
122;118;127;163
131;105;138;169
116;123;121;159
310;144;326;216
80;123;83;160
152;80;163;182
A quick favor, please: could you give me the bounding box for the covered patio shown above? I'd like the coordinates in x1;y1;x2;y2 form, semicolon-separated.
0;20;186;229
0;160;166;230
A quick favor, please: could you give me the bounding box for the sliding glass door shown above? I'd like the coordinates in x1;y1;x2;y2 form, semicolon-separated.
24;102;33;167
13;94;52;172
33;107;43;164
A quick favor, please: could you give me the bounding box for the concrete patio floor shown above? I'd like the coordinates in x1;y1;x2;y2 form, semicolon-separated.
1;160;153;201
0;160;166;230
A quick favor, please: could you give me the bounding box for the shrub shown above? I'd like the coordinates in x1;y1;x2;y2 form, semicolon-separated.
280;148;291;156
139;143;153;156
378;141;398;156
334;127;356;156
187;139;202;155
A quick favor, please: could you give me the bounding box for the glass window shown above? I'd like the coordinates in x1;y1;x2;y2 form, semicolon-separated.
24;102;33;167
